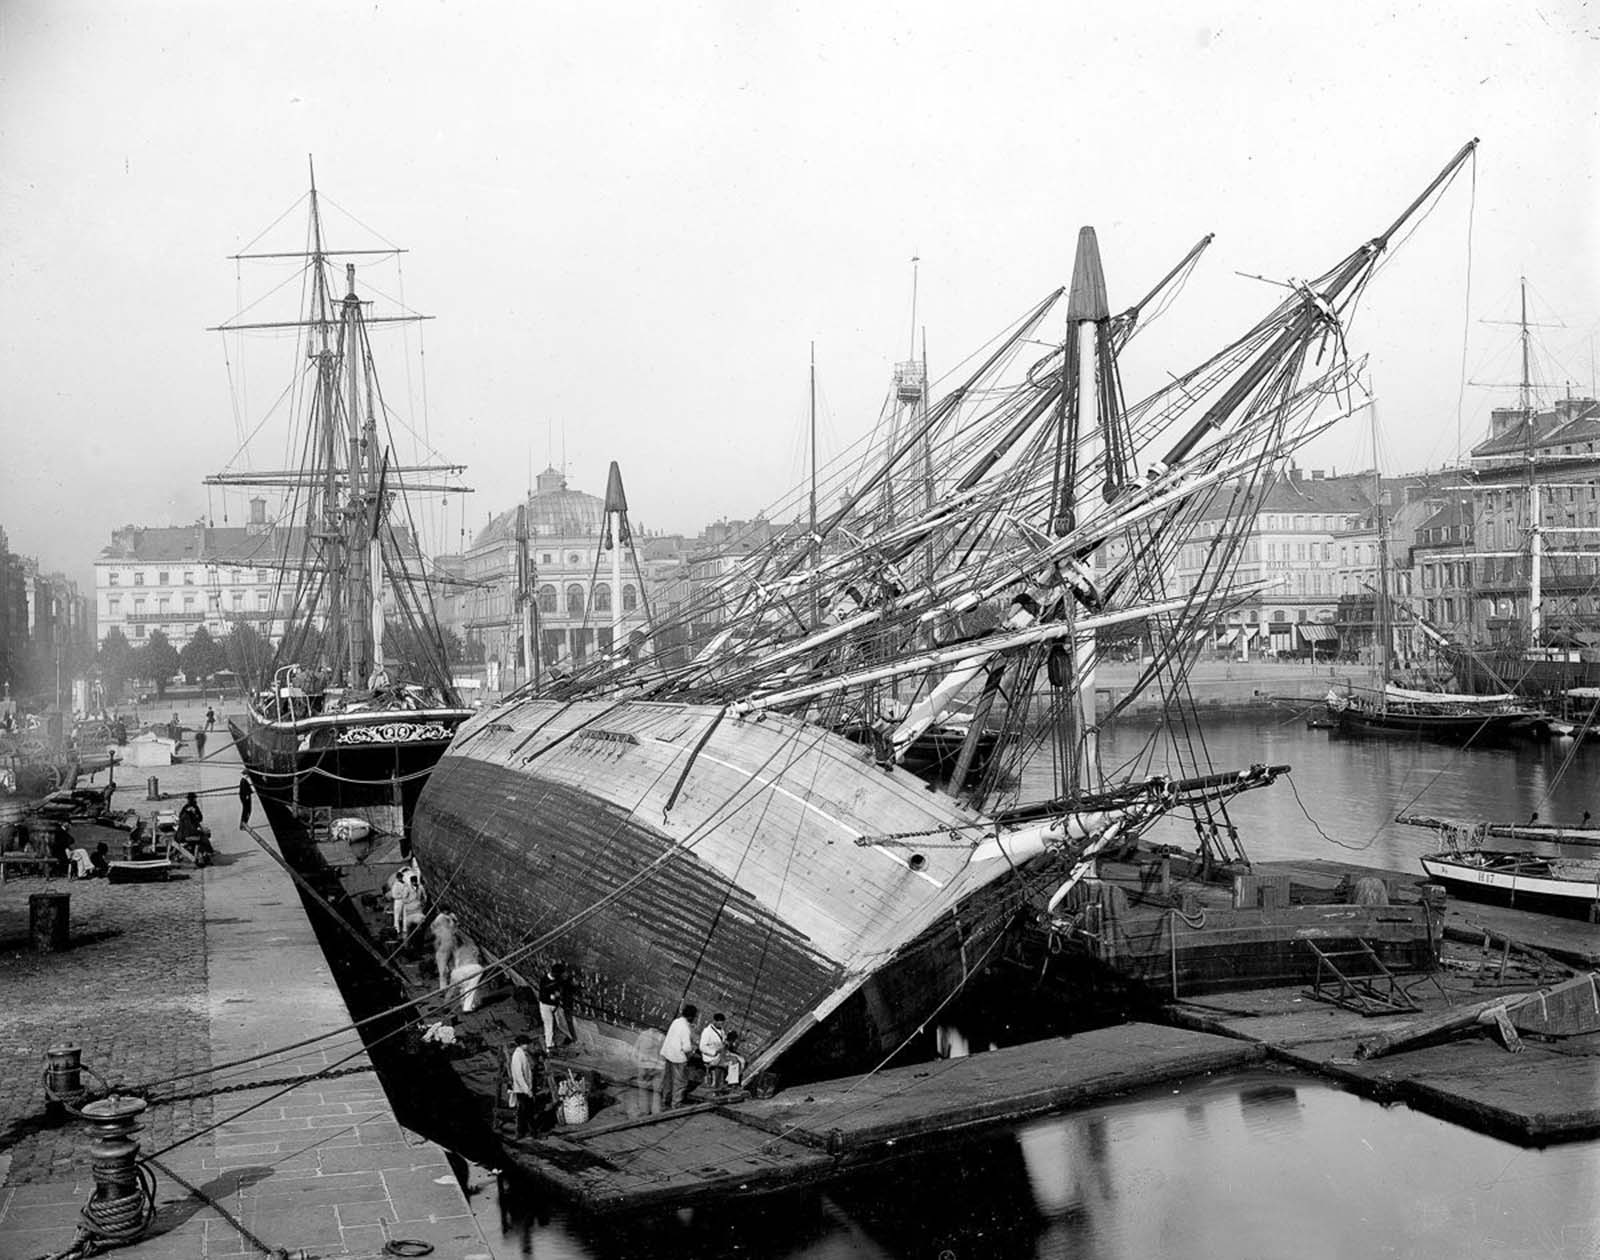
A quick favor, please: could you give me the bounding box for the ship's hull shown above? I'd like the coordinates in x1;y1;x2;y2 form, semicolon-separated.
1420;851;1600;920
1446;646;1600;698
410;698;1054;1083
231;705;471;817
1329;699;1539;744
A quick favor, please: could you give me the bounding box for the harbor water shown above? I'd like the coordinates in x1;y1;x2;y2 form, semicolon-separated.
479;718;1600;1259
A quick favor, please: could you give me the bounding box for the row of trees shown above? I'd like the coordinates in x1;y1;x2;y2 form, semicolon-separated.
96;619;465;702
98;622;274;702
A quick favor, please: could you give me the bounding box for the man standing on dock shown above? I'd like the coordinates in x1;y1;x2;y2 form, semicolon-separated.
238;775;253;828
538;963;575;1050
659;1003;697;1109
509;1034;538;1138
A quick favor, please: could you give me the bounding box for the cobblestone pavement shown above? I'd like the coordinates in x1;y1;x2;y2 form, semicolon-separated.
0;872;214;1184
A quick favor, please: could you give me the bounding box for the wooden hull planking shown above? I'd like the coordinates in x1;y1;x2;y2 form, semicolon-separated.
411;698;1040;1078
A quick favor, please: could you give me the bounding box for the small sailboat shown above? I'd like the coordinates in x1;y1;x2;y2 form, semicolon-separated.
1398;812;1600;920
209;162;474;820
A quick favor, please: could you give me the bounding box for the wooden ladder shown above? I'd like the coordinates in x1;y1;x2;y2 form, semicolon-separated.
1304;938;1422;1016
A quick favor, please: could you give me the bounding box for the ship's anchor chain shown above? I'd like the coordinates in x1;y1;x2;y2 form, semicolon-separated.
46;1047;376;1111
143;1063;377;1107
852;824;988;848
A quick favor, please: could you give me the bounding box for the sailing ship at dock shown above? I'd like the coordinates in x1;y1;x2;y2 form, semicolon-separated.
410;142;1481;1088
1416;278;1600;703
209;165;473;818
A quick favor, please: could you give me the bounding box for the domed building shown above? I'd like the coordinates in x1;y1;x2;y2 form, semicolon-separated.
441;466;669;687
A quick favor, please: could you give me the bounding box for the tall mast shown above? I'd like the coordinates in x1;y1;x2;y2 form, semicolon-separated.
343;260;370;685
307;158;346;672
1062;227;1111;790
516;504;534;690
1372;400;1391;682
809;342;819;627
604;462;629;655
1519;276;1543;647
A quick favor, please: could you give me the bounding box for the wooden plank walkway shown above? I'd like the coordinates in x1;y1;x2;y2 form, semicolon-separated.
514;1023;1261;1212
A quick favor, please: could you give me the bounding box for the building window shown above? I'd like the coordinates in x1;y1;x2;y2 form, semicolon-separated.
132;625;144;639
537;585;557;614
134;572;145;586
183;570;194;584
622;584;638;612
158;598;171;614
158;570;169;585
256;592;269;611
108;571;120;586
232;592;244;610
593;585;612;612
541;553;553;565
567;553;581;566
108;597;121;614
566;584;585;616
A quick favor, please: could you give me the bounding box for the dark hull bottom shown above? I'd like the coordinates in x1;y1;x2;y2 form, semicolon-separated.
229;719;453;818
1333;712;1532;744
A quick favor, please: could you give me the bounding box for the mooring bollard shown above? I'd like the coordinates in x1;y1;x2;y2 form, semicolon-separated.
77;1095;155;1244
29;891;69;953
43;1044;87;1119
146;775;160;801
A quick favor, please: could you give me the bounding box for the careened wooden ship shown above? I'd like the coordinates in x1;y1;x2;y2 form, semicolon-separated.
411;143;1481;1087
209;162;473;817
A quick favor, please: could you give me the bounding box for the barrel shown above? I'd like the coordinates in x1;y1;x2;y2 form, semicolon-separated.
146;776;160;801
29;892;70;953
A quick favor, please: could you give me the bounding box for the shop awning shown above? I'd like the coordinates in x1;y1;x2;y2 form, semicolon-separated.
1297;624;1339;643
1268;622;1294;637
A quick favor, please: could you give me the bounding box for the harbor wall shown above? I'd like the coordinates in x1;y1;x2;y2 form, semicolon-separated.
1093;660;1377;722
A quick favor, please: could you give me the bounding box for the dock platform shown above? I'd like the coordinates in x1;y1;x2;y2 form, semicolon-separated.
1045;852;1599;1146
519;1024;1259;1212
0;720;493;1260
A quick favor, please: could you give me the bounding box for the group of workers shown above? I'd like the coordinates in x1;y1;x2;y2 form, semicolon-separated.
658;1004;745;1108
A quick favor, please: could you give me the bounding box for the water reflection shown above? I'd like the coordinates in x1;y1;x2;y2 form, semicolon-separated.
487;1072;1600;1259
1088;718;1600;870
481;725;1600;1258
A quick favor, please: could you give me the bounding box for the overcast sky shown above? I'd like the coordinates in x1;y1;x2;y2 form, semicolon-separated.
2;1;1596;588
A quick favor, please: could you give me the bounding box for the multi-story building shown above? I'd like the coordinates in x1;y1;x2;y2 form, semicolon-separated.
1408;498;1474;634
1465;395;1600;645
0;526;95;706
95;502;294;651
94;497;432;658
438;467;684;687
1172;468;1381;658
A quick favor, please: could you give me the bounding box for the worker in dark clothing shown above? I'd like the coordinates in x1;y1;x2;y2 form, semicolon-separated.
177;792;211;865
238;775;254;827
195;728;207;760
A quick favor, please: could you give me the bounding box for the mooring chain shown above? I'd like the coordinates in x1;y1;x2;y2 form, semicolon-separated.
139;1064;377;1107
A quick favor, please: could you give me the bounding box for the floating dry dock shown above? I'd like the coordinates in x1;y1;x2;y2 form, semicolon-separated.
517;1025;1260;1213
